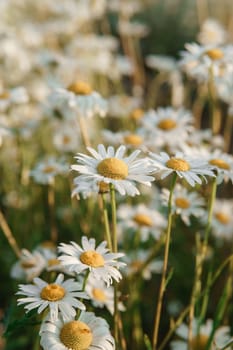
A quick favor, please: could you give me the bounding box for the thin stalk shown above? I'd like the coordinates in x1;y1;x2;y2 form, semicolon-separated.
203;177;217;249
78;116;91;148
76;270;89;319
0;209;21;258
110;184;119;348
100;193;112;251
208;65;220;134
48;182;58;243
152;173;177;350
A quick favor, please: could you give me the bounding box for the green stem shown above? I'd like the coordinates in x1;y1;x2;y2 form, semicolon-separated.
76;270;89;319
152;173;177;350
100;193;112;251
110;184;119;348
208;64;219;134
203;177;217;248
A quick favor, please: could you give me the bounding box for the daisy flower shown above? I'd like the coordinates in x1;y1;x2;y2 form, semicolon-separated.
123;250;163;280
50;81;107;119
40;311;115;350
58;237;125;286
71;144;155;196
210;199;233;240
206;150;233;184
0;86;29;112
107;94;141;118
11;249;47;282
102;129;146;150
85;274;125;314
149;151;215;187
161;184;206;225
171;318;230;350
139;107;194;151
30;157;69;185
17;274;87;322
117;203;166;241
197;18;227;46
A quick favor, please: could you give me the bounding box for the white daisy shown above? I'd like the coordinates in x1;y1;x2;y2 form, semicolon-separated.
0;87;29;112
107;94;141;118
161;184;206;225
11;249;47;282
210;199;233;240
71;144;155;196
58;236;125;286
50;81;107;119
171;318;230;350
149;151;215;187
40;311;115;350
101;129;147;151
85;274;125;315
139;107;194;151
123;250;163;280
17;274;87;322
197;18;227;46
206;150;233;184
30;157;69;185
117;203;166;241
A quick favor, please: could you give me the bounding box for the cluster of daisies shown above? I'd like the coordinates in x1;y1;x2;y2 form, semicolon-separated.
0;0;233;349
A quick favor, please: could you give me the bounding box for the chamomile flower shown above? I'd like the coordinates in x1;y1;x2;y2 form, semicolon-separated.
161;184;206;225
198;18;227;46
40;311;115;350
117;203;166;241
11;249;47;282
210;199;233;240
0;87;29;112
139;107;194;151
71;144;155;196
30;157;69;185
149;151;215;187
206;150;233;184
171;318;230;350
85;274;125;314
102;129;147;150
17;274;87;322
58;237;125;286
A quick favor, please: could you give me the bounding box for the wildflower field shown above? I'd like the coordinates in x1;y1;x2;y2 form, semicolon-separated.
1;1;233;349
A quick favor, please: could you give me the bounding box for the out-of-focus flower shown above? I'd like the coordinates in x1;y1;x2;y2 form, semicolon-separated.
17;274;87;322
58;237;125;286
40;311;115;350
211;199;233;240
30;157;69;185
146;54;177;72
161;184;206;225
0;87;29;112
107;94;142;118
117;203;166;241
198;18;227;46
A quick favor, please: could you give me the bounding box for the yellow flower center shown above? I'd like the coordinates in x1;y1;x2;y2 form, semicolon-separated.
209;158;230;170
124;134;143;146
175;197;190;209
63;135;71;145
97;158;128;180
67;81;92;95
43;165;56;174
131;260;143;269
98;181;110;194
92;288;107;302
215;212;230;225
205;48;224;60
166;158;190;171
129;108;144;121
157;118;177;130
190;334;209;350
0;91;9;99
40;284;66;301
60;320;93;350
21;261;36;269
133;213;153;227
47;258;60;267
80;251;105;267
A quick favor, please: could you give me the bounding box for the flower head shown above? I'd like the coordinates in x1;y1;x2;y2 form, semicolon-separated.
17;274;87;321
58;237;125;286
71;144;155;196
149;151;215;186
40;311;115;350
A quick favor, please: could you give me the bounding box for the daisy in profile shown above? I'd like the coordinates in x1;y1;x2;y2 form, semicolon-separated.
206;150;233;184
71;144;155;196
149;151;215;187
17;274;87;321
58;236;125;286
102;129;147;151
50;80;107;119
117;203;166;241
197;18;227;46
171;318;230;350
40;311;115;350
161;184;206;225
85;274;125;314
